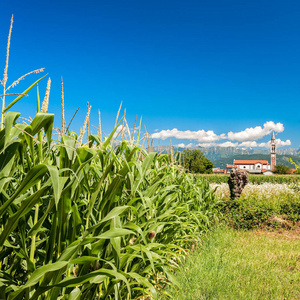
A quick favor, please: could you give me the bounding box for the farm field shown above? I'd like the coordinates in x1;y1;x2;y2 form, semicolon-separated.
1;108;299;299
2;14;300;300
0;18;223;299
198;174;300;184
167;226;300;300
0;22;220;297
0;69;221;299
1;100;299;300
0;107;220;298
163;180;299;299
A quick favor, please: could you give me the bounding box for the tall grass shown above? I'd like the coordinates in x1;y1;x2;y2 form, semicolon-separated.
0;18;219;299
167;227;300;300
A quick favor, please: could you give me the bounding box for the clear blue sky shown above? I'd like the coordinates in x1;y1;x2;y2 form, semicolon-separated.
1;0;300;148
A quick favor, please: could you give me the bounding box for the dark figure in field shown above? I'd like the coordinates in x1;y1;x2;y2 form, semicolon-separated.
228;169;249;199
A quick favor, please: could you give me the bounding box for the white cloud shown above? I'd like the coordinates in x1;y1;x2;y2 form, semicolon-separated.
113;125;123;138
256;139;291;148
151;128;224;142
177;143;185;148
196;142;217;148
218;141;239;147
237;139;291;148
227;121;284;142
239;141;260;148
113;124;130;139
176;143;194;148
276;139;291;147
196;141;239;148
151;121;291;149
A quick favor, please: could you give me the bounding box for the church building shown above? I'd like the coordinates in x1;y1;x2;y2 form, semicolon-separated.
225;132;276;174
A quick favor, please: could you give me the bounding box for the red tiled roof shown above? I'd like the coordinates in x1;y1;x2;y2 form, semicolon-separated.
234;160;269;165
226;164;234;168
213;168;226;173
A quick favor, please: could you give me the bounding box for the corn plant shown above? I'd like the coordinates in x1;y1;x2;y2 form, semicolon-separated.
0;17;219;299
0;105;218;299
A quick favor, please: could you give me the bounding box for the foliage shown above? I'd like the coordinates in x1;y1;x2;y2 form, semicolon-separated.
273;164;292;174
183;149;214;174
290;157;300;174
0;88;219;299
213;183;300;229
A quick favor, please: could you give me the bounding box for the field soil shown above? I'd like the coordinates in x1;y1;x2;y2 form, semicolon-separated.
256;220;300;240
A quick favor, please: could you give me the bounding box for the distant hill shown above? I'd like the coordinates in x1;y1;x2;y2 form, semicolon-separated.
153;146;299;162
212;154;300;169
152;145;300;168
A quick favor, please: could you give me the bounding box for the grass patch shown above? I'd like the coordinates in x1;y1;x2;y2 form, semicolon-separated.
169;227;300;300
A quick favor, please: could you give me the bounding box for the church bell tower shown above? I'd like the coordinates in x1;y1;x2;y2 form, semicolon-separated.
270;132;276;171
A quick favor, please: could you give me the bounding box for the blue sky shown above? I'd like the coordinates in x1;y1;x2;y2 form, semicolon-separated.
1;0;300;149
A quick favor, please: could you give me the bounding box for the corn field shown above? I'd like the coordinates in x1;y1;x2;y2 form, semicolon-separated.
0;18;219;299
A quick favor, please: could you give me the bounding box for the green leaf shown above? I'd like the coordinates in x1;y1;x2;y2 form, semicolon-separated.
52;269;114;287
0;140;19;192
29;112;54;146
97;228;133;239
136;116;142;146
102;118;122;149
4;75;47;113
70;256;99;265
28;197;55;237
47;165;67;209
0;186;48;248
68;287;81;300
61;135;76;161
8;261;68;300
128;272;158;300
0;164;48;217
86;206;130;234
4;111;20;148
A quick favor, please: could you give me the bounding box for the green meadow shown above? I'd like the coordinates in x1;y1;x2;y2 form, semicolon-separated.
167;181;300;299
168;227;300;300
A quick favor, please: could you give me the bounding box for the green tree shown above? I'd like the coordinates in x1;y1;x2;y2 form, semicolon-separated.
183;149;214;174
273;164;292;174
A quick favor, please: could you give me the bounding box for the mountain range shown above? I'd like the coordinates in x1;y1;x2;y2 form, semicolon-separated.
153;146;300;168
213;154;300;169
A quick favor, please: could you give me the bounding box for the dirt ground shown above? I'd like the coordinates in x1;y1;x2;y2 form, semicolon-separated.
254;218;300;240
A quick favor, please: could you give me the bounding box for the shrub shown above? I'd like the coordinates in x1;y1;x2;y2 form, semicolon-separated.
273;164;292;174
216;183;300;229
